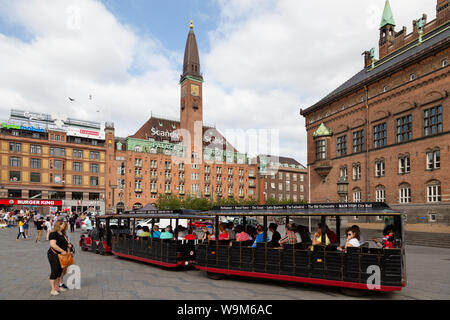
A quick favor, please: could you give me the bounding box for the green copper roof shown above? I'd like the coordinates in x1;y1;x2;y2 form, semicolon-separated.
380;0;396;28
313;123;332;137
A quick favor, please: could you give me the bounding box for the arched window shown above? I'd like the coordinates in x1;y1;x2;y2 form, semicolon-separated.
399;183;411;203
427;180;441;203
375;185;386;202
442;58;448;68
352;187;362;202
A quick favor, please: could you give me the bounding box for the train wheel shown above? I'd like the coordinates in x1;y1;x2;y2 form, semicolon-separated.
206;272;224;280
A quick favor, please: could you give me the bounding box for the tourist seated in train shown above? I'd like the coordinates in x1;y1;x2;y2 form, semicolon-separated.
337;226;361;251
233;225;249;242
151;225;161;239
160;226;174;240
176;225;188;240
135;225;143;237
311;223;330;251
326;226;338;244
296;225;312;244
252;225;269;248
279;223;298;247
269;223;281;248
373;225;395;249
184;229;197;240
200;226;210;241
138;226;151;238
351;225;365;246
227;222;236;240
245;225;255;240
218;223;230;240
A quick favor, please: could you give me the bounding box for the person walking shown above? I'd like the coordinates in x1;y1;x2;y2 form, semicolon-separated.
47;220;72;296
35;217;45;242
45;217;52;241
69;215;75;233
23;216;30;238
16;217;27;241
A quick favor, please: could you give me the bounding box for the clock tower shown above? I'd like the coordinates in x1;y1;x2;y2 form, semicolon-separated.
180;19;203;160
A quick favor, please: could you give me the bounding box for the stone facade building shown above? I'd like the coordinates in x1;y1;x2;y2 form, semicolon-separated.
257;155;308;204
300;0;450;224
0;110;106;214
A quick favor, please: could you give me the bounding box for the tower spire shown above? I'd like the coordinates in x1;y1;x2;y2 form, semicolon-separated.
380;0;396;28
181;17;202;81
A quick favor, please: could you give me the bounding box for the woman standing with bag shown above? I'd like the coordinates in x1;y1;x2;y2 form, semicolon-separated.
47;220;73;296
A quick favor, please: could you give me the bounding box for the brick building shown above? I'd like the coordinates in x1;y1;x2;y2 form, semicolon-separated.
104;21;258;212
300;0;450;224
0;109;106;214
257;155;308;204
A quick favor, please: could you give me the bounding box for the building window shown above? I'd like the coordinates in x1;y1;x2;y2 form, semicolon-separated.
30;145;42;154
73;175;82;185
383;85;389;93
339;166;348;180
427;182;441;203
424;106;442;136
9;142;21;152
316;139;326;160
373;123;387;149
429;214;437;222
90;176;99;186
352;130;364;153
409;73;415;81
50;147;65;157
375;187;386;202
426;149;440;170
352;163;361;180
90;151;100;160
30;172;41;183
278;172;283;180
90;163;99;173
337;135;347;157
353;189;362;202
9;157;21;167
375;159;385;177
54;160;62;170
399;184;411;203
396;115;412;143
29;190;42;199
73;162;82;172
30;158;41;169
10;171;21;182
73;149;83;158
398;155;410;174
442;59;448;67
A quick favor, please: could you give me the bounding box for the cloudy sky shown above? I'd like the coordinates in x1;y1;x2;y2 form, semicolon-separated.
0;0;436;165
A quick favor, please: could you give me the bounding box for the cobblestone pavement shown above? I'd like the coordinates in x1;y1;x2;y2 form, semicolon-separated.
1;227;449;300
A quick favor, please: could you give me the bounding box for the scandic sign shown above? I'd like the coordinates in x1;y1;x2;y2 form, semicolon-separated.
0;199;63;206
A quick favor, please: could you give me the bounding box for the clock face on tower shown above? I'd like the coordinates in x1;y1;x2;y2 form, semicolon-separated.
190;84;200;97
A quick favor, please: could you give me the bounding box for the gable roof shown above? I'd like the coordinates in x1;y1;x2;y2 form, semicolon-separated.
301;21;450;116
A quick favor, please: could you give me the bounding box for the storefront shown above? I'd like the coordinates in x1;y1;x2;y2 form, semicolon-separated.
62;200;105;215
0;199;63;214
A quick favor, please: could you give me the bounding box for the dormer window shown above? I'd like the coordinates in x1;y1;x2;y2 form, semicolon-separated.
442;59;448;67
383;85;389;93
409;73;415;81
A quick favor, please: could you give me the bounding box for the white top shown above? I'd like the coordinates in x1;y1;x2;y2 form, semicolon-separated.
348;238;360;247
295;232;302;243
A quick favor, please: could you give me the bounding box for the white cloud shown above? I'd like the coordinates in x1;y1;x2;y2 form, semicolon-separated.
0;0;438;166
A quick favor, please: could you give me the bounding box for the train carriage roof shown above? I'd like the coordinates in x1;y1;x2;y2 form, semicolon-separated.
206;202;401;216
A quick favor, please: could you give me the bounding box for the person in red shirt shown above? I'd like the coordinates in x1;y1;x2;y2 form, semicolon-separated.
373;225;395;248
218;223;229;240
184;229;197;240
